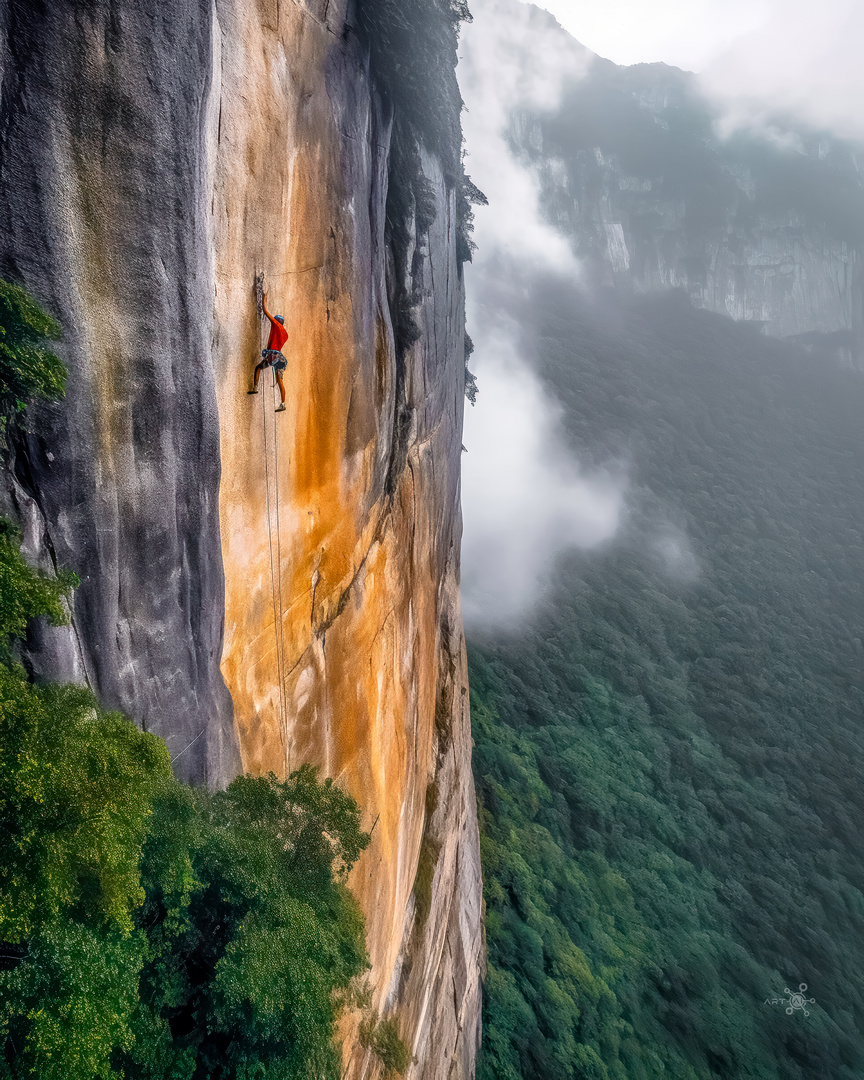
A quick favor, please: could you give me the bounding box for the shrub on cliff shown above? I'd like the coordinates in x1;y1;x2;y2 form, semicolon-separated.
359;1015;412;1076
0;280;65;437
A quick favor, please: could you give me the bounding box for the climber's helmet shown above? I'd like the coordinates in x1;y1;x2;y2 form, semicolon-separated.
275;315;285;324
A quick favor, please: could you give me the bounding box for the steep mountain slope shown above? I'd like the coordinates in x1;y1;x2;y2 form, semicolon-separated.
0;1;481;1075
507;22;864;364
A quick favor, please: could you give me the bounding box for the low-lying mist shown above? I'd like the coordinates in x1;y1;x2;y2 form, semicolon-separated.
459;0;623;628
460;301;623;626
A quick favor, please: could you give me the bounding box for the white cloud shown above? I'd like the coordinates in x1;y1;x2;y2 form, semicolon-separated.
458;0;624;628
460;0;589;271
531;0;864;143
699;0;864;144
457;0;859;628
461;316;623;626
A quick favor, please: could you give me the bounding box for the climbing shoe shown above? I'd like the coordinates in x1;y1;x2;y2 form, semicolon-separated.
247;389;258;394
275;404;286;413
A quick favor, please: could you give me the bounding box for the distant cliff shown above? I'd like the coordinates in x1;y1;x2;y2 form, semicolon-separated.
0;1;482;1076
509;35;864;365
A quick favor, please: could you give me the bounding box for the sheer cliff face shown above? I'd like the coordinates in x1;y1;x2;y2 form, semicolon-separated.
510;47;864;363
0;1;481;1075
210;3;482;1074
0;0;238;783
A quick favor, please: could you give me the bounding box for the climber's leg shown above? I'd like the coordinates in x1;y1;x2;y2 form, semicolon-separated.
275;372;286;412
248;360;268;393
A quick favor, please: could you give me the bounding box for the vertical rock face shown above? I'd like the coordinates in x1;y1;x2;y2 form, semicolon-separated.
0;0;238;785
210;3;482;1073
0;0;482;1075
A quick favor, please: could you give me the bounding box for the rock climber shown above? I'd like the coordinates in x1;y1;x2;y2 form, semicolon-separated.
248;292;288;412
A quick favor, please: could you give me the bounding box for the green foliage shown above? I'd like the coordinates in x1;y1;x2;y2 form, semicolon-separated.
0;519;77;659
2;725;370;1080
0;280;65;432
0;559;170;1078
472;287;864;1079
0;516;370;1078
359;1015;412;1076
456;174;488;267
465;334;479;404
118;767;370;1080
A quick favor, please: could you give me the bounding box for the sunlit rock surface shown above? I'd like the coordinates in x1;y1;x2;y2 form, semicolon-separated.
0;1;482;1075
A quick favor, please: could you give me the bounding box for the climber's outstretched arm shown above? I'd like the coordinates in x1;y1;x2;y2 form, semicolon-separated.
262;291;276;326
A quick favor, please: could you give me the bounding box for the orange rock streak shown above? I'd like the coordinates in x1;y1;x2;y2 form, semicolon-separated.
209;3;480;1076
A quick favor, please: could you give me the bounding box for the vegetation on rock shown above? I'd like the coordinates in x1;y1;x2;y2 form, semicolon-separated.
0;281;65;441
359;1015;412;1077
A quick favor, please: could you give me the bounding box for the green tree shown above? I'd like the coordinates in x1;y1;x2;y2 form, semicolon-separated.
0;280;65;435
120;768;370;1080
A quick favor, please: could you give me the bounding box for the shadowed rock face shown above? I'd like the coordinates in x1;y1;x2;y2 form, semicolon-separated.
0;0;482;1075
0;0;238;784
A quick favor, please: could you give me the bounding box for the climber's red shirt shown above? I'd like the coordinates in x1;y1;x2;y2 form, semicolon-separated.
267;318;289;352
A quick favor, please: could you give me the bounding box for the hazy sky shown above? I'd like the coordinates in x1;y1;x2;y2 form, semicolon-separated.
539;0;864;141
538;0;820;68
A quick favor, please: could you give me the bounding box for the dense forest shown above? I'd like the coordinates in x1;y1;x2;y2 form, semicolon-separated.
472;283;864;1079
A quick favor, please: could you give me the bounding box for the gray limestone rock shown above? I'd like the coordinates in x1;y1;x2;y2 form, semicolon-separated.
0;0;238;785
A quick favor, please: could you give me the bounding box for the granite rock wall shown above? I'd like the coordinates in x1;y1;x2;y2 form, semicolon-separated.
0;1;482;1074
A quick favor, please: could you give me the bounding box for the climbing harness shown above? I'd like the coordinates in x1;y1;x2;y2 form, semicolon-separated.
257;273;291;778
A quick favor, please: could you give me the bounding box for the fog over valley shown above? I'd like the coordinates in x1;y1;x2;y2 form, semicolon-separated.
460;0;624;626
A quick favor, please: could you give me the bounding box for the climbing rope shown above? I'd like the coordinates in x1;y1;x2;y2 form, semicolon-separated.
271;360;290;779
258;277;290;773
261;372;287;761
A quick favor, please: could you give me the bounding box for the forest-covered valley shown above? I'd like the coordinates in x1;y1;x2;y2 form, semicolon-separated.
470;285;864;1079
